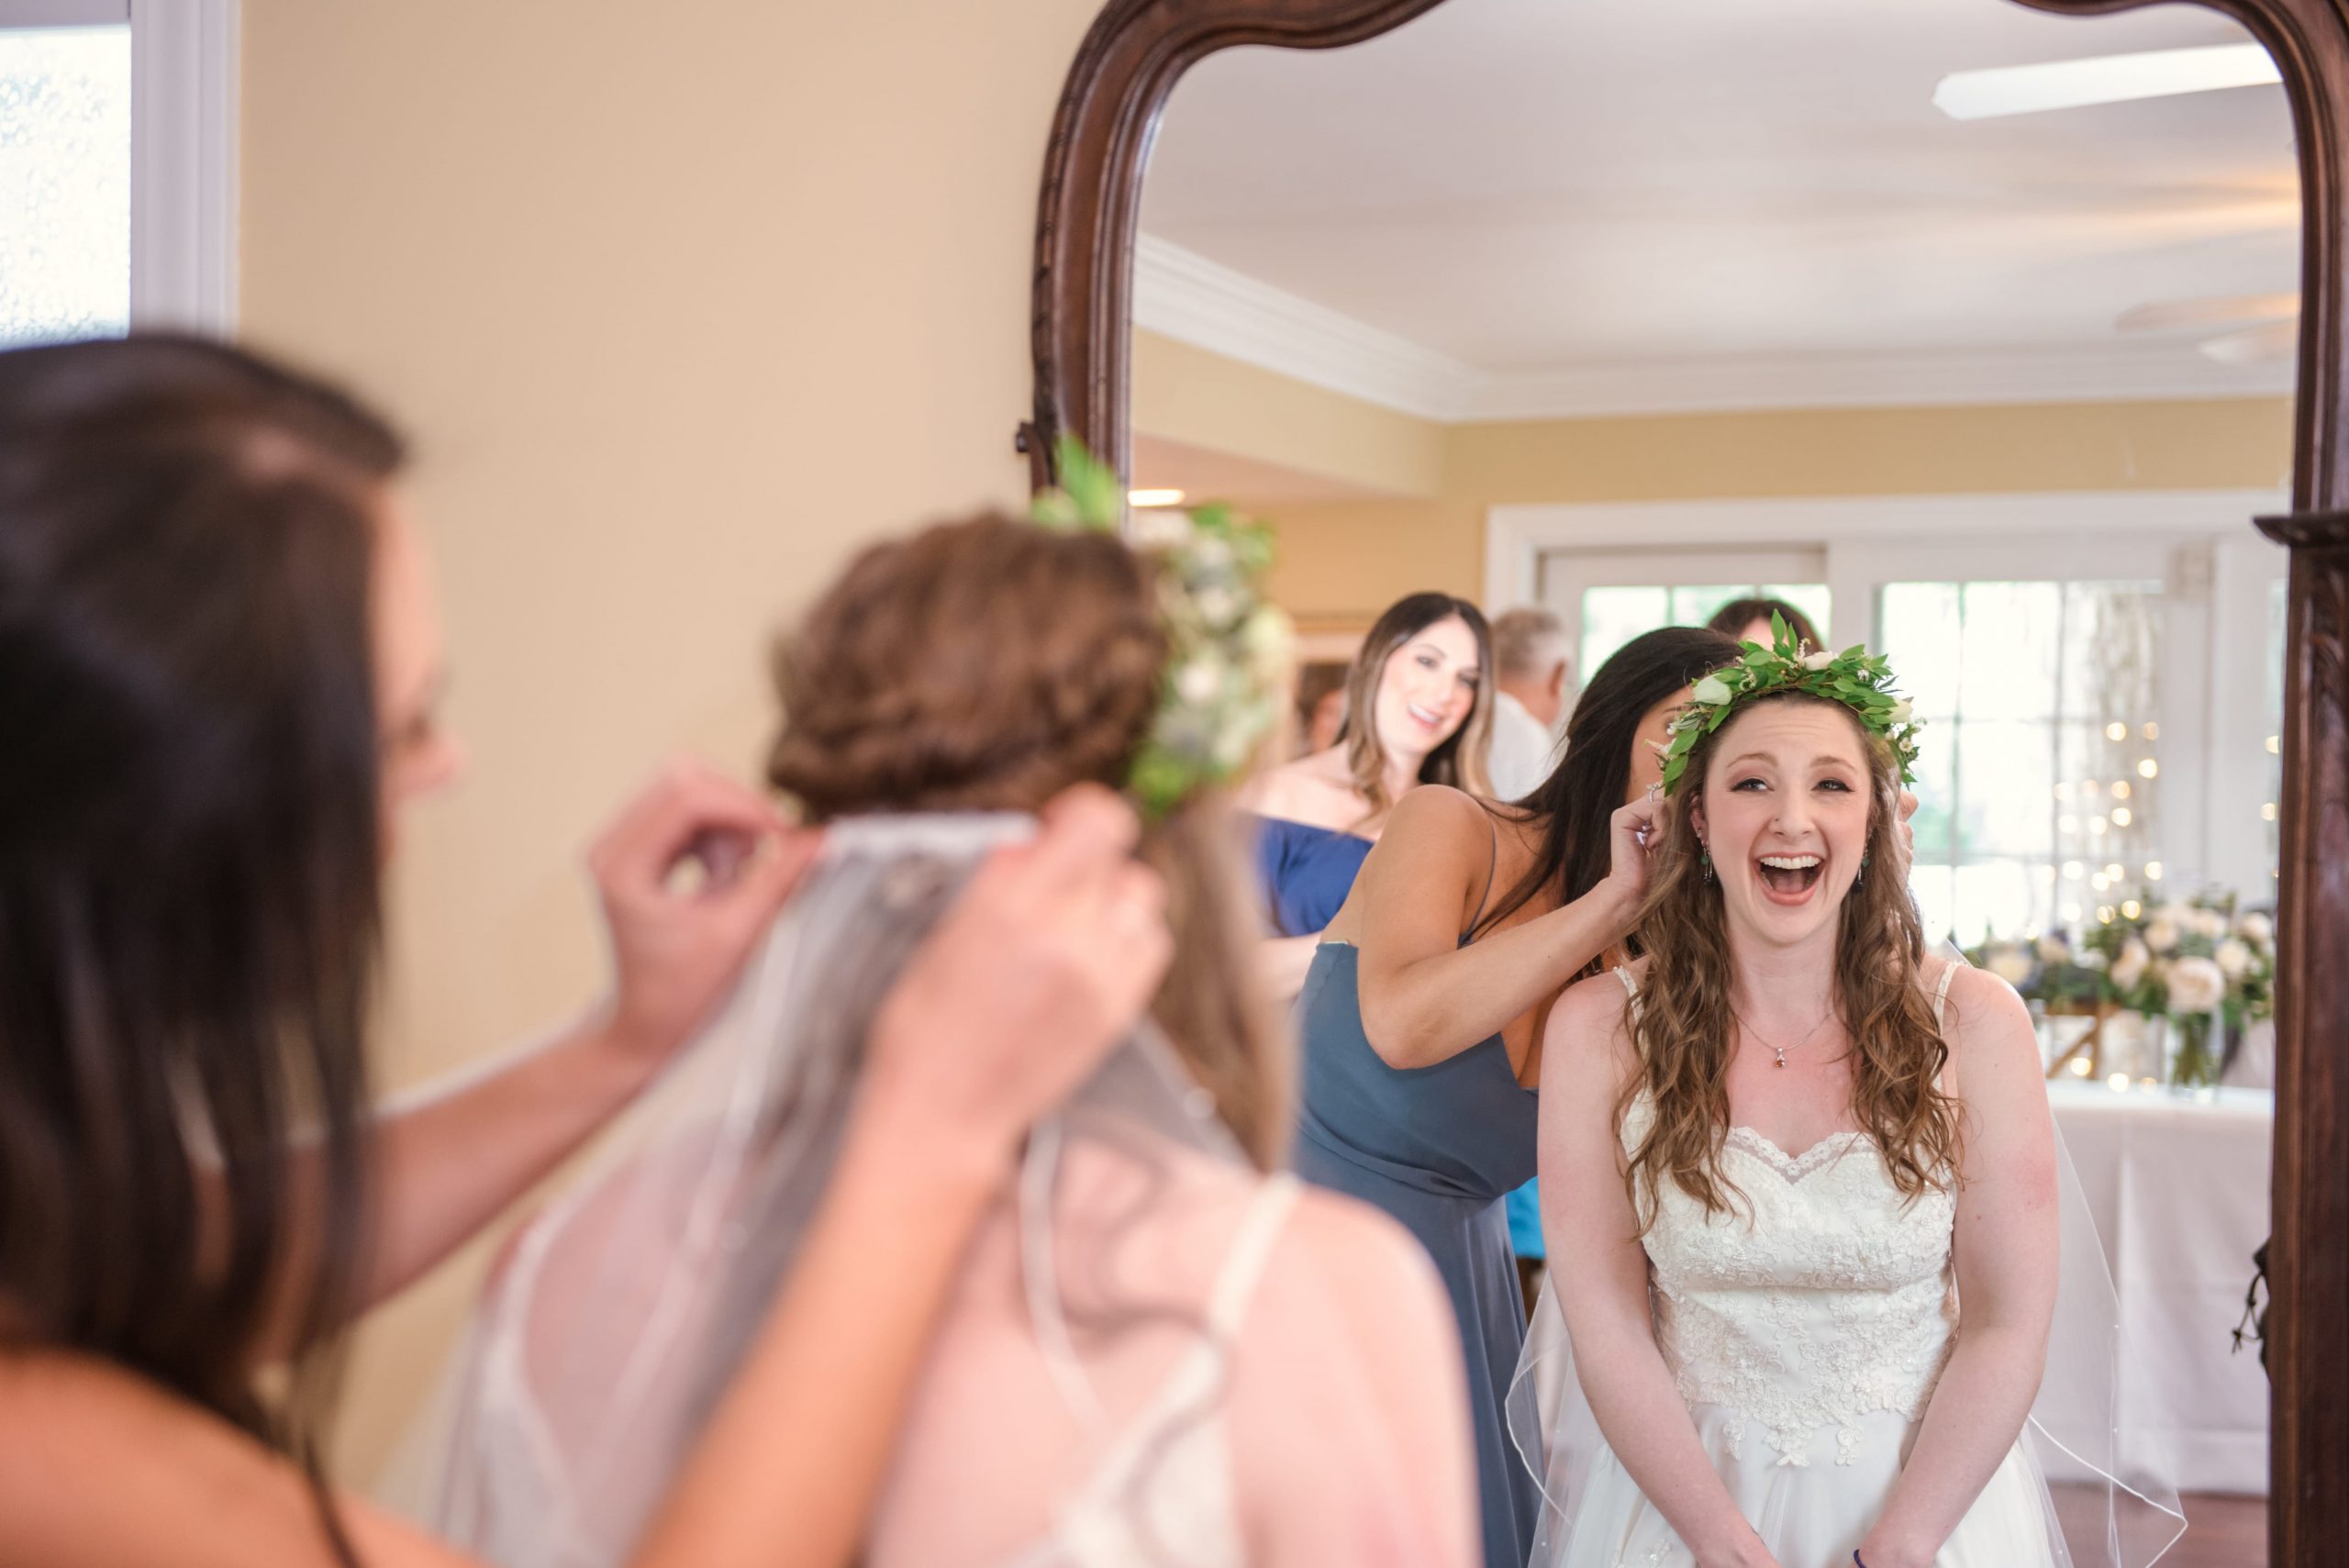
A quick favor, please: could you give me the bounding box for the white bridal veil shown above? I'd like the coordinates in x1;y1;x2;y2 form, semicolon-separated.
405;814;1255;1568
1504;949;2189;1568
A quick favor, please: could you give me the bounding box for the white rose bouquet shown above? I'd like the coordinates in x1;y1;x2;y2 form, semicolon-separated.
2078;887;2277;1087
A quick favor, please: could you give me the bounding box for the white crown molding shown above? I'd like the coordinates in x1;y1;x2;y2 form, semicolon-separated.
1133;235;1482;421
1462;344;2296;420
1136;232;2298;422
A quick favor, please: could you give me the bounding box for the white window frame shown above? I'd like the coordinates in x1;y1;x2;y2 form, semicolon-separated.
2;0;239;335
1488;490;2288;907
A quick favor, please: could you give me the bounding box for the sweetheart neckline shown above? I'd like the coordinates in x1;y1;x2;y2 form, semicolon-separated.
1723;1123;1872;1181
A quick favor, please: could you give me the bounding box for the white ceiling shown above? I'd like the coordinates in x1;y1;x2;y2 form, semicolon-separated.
1138;0;2300;416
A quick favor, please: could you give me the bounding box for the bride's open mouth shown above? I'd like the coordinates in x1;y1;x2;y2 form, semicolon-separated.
1756;853;1824;903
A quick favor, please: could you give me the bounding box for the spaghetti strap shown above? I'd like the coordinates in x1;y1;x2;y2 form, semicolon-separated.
1462;809;1501;939
1613;964;1642;1019
1931;955;1962;1029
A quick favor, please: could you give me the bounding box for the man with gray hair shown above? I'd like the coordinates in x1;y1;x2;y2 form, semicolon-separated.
1486;606;1571;801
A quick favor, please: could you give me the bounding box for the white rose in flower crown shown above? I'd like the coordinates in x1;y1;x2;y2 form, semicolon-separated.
1801;650;1836;672
2037;934;2070;964
1174;655;1223;706
1691;673;1735;706
2239;911;2274;945
1887;699;1913;725
1985;943;2035;987
2110;938;2151;991
2168;955;2227;1015
2143;917;2180;954
2216;938;2253;979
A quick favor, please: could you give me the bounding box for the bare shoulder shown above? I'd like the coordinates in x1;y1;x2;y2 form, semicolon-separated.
1237;752;1355;826
1378;784;1493;853
1256;1185;1456;1358
0;1350;442;1567
1545;961;1642;1062
1930;960;2043;1102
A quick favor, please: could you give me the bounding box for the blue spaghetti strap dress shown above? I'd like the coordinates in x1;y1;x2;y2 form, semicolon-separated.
1286;823;1542;1568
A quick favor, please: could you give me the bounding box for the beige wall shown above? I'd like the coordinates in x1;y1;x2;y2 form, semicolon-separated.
240;0;1108;1482
1132;337;2296;626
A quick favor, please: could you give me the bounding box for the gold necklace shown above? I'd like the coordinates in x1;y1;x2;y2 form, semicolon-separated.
1731;1004;1838;1069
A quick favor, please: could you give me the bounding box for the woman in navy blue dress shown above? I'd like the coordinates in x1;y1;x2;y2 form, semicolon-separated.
1240;593;1496;989
1297;628;1745;1568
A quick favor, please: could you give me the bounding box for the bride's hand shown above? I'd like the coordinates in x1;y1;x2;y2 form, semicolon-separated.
863;783;1173;1164
589;758;826;1070
1600;788;1669;916
1898;787;1920;856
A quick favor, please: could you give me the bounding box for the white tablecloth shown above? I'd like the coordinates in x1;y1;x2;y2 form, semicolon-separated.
2047;1082;2272;1496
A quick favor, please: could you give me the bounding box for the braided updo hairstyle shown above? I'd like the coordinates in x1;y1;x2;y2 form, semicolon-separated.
766;513;1291;1167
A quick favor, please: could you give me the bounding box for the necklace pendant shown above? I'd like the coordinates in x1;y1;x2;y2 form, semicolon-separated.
1772;1049;1788;1068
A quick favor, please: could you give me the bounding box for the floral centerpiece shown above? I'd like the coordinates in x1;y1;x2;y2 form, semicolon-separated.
1971;893;2276;1088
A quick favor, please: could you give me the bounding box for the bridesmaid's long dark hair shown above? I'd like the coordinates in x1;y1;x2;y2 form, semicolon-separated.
1470;626;1740;947
0;335;400;1562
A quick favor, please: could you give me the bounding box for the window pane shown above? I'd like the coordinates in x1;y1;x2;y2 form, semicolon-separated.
1884;576;2168;948
1760;583;1832;646
1580;586;1669;681
1954;720;2054;858
1879;582;1959;719
0;25;130;347
1667;585;1753;631
1958;581;2061;720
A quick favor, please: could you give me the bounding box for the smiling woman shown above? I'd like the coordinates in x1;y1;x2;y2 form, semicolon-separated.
1236;590;1492;996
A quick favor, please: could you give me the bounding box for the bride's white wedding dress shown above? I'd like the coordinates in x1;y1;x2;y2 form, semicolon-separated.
1546;964;2059;1568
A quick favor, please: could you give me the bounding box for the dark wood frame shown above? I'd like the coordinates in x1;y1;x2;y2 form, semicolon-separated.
1025;0;2349;1559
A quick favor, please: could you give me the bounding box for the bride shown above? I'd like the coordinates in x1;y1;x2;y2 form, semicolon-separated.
1531;627;2099;1568
417;506;1477;1568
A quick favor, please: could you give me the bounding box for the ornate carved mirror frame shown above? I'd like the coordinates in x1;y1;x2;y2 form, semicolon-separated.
1024;0;2349;1557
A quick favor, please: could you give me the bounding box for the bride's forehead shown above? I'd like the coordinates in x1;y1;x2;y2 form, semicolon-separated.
1714;700;1866;762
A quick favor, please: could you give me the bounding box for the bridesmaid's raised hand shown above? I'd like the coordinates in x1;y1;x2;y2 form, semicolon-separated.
1601;788;1670;916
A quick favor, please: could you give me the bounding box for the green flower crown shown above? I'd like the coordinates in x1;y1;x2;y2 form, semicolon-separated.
1032;436;1293;817
1658;612;1922;796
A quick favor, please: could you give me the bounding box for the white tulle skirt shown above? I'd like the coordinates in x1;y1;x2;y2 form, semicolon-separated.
1548;1405;2061;1568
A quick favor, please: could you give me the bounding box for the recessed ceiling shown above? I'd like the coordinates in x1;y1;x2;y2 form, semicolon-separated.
1138;0;2299;414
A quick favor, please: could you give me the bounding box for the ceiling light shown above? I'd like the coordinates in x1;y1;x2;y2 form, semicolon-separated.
1933;42;2278;122
1127;488;1186;508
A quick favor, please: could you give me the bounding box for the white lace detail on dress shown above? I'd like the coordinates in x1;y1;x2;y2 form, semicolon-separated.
1613;965;1961;1469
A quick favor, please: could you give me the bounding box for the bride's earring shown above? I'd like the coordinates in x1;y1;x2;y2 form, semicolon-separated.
1856;852;1869;889
1700;844;1715;884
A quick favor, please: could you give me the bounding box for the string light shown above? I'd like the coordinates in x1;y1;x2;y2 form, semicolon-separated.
2061;902;2084;923
2111;806;2132;827
2113;781;2132;801
2070;1057;2093;1077
2098;906;2116;924
2089;817;2109;837
2121;899;2143;919
2266;735;2281;755
2062;861;2085;881
2137;759;2159;779
2143;722;2160;741
2091;873;2110;892
2145;861;2165;882
2104;862;2123;880
2085;779;2103;797
2106;721;2129;741
2059;813;2080;834
2108;1073;2130;1092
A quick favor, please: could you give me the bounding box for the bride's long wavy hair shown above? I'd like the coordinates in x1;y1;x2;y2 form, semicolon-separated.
1620;693;1962;1228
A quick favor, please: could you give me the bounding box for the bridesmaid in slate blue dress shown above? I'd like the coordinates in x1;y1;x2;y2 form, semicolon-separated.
1295;628;1747;1568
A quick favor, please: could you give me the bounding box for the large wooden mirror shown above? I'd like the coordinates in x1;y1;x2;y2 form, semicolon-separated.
1026;1;2346;1561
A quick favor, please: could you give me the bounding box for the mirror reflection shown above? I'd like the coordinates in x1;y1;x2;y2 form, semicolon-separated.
1141;5;2288;1565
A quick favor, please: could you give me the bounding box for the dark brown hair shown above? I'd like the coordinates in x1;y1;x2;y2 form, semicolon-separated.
1706;595;1822;653
768;514;1291;1166
1620;694;1962;1227
1474;626;1741;940
0;334;399;1560
1337;592;1493;819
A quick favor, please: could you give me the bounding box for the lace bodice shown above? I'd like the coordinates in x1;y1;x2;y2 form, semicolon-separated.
1616;968;1960;1468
